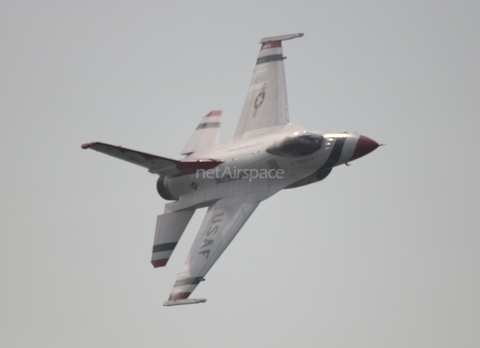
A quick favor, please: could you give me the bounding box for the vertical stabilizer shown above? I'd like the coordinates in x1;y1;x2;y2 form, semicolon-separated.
181;111;221;156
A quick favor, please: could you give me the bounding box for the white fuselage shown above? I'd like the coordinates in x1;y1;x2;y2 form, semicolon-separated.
163;124;361;211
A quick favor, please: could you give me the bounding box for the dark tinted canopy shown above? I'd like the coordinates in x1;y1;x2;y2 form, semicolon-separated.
267;133;324;157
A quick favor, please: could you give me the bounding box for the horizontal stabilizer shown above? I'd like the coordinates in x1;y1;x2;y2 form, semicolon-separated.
163;299;207;307
152;209;195;268
82;142;223;176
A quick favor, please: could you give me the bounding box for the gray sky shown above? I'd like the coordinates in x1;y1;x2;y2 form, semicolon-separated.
1;1;479;347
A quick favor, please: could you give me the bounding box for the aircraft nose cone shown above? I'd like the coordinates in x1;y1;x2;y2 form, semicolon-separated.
351;135;379;161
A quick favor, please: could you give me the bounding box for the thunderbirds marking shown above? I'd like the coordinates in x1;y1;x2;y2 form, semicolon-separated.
82;33;381;307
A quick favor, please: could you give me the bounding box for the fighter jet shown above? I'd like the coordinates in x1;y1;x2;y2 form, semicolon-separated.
82;33;380;306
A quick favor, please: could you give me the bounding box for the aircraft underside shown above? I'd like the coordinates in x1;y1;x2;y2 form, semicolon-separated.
82;33;380;306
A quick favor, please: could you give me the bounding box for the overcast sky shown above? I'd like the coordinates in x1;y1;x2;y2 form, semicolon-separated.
1;1;479;347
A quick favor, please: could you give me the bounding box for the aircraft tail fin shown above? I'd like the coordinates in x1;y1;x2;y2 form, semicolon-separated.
151;209;196;268
181;110;221;156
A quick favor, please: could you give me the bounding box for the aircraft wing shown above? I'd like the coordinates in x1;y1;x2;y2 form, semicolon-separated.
82;142;223;176
164;195;260;305
233;33;303;140
82;142;180;176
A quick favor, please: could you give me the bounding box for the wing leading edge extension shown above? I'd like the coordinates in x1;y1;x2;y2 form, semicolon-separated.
164;196;260;306
234;33;303;140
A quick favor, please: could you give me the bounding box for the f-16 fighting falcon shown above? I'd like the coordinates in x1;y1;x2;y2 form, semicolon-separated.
82;33;381;306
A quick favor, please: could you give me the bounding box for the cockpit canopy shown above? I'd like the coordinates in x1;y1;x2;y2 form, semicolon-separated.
266;132;324;157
